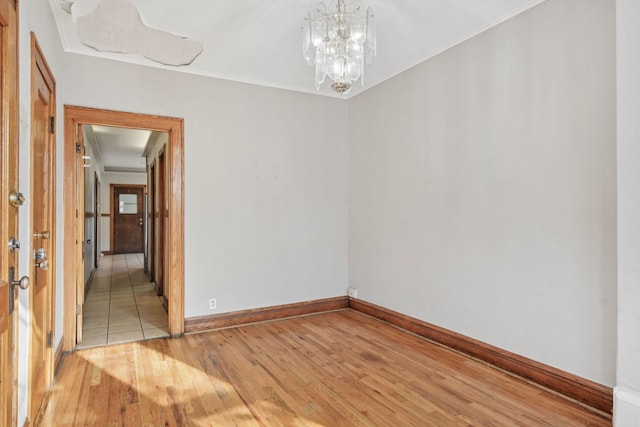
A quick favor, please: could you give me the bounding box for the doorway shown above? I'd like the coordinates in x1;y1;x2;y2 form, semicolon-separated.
80;125;167;347
63;106;185;352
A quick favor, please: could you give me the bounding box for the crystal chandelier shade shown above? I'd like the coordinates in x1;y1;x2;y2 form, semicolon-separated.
303;0;376;95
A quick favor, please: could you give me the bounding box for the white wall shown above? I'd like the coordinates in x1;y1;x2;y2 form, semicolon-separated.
62;54;349;318
348;0;616;386
144;131;168;165
615;0;640;424
99;171;147;254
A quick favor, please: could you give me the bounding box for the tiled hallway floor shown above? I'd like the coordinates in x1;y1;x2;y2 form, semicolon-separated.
77;253;169;349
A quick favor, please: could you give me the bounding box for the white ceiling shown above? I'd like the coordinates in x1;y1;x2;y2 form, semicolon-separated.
84;125;152;173
64;0;548;169
49;0;547;99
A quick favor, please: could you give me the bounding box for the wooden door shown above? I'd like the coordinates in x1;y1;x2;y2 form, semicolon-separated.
75;128;85;344
0;0;20;425
113;185;145;254
29;33;56;423
147;163;155;281
155;150;166;296
94;173;99;268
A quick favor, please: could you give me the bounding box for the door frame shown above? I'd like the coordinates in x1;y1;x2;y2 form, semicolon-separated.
63;106;185;351
110;184;146;254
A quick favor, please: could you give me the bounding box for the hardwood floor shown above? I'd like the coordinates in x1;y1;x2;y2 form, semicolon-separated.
38;310;610;426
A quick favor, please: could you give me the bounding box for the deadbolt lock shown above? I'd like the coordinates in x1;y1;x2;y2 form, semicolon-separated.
8;237;20;252
9;190;25;207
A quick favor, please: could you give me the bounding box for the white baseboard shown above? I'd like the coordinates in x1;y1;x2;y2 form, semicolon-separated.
614;385;640;426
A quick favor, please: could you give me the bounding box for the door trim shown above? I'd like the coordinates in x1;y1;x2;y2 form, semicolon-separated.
63;106;185;351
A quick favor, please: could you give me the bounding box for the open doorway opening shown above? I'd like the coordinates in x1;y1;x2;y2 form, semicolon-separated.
78;125;170;347
63;106;185;352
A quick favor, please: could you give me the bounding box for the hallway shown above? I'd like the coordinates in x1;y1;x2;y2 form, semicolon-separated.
77;253;169;348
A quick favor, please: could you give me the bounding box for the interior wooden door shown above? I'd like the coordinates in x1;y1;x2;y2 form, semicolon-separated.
0;0;20;425
75;127;85;344
147;162;155;281
94;172;100;268
113;185;145;254
155;150;166;296
29;33;56;423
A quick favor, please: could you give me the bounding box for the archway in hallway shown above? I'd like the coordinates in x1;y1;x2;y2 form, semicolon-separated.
63;106;185;351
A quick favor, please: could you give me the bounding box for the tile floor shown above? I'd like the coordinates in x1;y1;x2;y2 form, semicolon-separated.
77;253;169;349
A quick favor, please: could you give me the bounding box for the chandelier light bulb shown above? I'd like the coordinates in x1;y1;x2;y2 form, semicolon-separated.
303;0;376;95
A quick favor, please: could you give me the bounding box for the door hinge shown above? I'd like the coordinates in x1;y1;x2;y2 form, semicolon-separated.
47;331;54;348
49;116;55;134
76;304;82;315
76;142;81;153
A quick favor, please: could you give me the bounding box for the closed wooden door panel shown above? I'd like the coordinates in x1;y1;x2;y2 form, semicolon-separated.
155;150;165;296
30;33;57;423
113;185;144;254
1;0;20;425
147;163;155;282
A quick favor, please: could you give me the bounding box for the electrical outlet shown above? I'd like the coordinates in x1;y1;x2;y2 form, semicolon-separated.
348;287;358;299
209;298;217;310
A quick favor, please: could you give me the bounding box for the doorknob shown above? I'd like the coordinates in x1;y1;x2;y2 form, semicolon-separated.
34;248;48;270
33;230;50;239
8;267;29;314
35;261;49;270
11;274;30;290
9;267;29;290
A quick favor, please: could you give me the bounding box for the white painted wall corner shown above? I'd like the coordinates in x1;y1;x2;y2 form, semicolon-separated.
614;386;640;426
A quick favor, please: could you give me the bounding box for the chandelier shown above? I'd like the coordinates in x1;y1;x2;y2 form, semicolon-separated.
303;0;376;95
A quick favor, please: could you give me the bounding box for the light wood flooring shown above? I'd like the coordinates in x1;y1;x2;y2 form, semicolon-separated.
39;310;610;426
78;254;168;348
